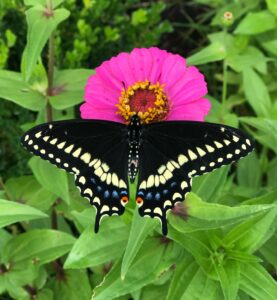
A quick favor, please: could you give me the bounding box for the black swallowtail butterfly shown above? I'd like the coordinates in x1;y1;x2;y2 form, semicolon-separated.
21;115;254;235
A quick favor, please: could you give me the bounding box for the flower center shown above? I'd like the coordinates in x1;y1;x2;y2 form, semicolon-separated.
116;80;170;124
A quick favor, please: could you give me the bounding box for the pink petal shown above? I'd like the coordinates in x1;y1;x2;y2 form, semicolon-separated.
80;103;124;123
169;66;207;103
84;76;119;105
109;52;135;87
96;61;122;92
160;53;187;91
168;98;211;121
148;47;169;83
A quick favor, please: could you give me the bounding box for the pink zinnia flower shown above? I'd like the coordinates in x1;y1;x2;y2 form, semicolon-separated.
81;47;210;124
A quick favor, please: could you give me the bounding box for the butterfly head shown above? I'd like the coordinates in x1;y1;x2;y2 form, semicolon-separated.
130;114;141;126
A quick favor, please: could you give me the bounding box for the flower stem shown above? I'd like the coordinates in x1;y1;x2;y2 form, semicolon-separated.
221;28;228;119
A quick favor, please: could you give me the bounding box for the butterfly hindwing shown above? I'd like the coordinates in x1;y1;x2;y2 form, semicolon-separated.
137;121;254;234
21;120;129;231
137;139;192;234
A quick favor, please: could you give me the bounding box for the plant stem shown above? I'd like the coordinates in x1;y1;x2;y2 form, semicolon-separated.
45;9;65;277
47;32;55;98
46;4;58;231
221;28;228;119
47;33;57;230
46;31;55;122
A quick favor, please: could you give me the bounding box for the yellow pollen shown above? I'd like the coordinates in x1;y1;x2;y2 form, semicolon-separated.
116;80;170;124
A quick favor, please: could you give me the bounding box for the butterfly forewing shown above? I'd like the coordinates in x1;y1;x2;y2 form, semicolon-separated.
137;121;254;234
21;120;129;231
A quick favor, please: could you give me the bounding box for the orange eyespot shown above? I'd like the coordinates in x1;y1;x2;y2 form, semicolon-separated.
121;196;129;205
136;197;143;205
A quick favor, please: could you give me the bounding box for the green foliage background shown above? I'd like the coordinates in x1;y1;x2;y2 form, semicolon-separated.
0;0;277;299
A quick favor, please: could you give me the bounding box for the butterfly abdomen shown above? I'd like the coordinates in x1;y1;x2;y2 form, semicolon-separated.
128;115;142;183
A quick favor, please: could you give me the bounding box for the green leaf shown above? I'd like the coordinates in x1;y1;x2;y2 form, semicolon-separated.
0;199;47;228
167;258;220;300
259;234;277;268
169;226;212;272
5;29;17;48
4;175;56;212
266;0;277;17
188;193;275;221
223;208;277;253
235;11;276;35
240;262;277;300
93;238;172;300
228;250;262;264
237;152;261;189
29;157;70;204
64;218;128;269
262;38;277;56
166;256;198;300
0;229;12;261
2;229;75;264
227;46;269;73
121;209;157;279
192;166;229;202
141;282;170;300
0;70;46;110
37;289;53;300
187;43;226;66
25;0;64;8
70;207;96;232
242;68;271;117
49;69;93;110
54;270;91;300
242;188;277;205
187;194;275;221
0;261;39;295
213;260;240;300
23;5;70;80
240;117;277;153
268;158;277;187
169;193;275;233
131;9;148;26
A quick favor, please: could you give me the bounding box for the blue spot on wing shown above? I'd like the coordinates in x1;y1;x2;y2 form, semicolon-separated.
155;192;161;201
146;192;152;200
163;189;169;195
112;190;119;199
171;182;177;188
90;177;96;184
104;190;110;199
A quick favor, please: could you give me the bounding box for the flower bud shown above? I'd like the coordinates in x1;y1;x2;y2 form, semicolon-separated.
222;11;234;27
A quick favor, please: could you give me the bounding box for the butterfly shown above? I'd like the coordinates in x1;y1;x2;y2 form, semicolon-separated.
21;115;254;235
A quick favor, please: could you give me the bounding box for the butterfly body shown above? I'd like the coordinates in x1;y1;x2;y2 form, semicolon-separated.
21;116;254;235
127;115;142;183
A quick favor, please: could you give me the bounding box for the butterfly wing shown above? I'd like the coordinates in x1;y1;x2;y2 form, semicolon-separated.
137;121;254;235
21;120;129;232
